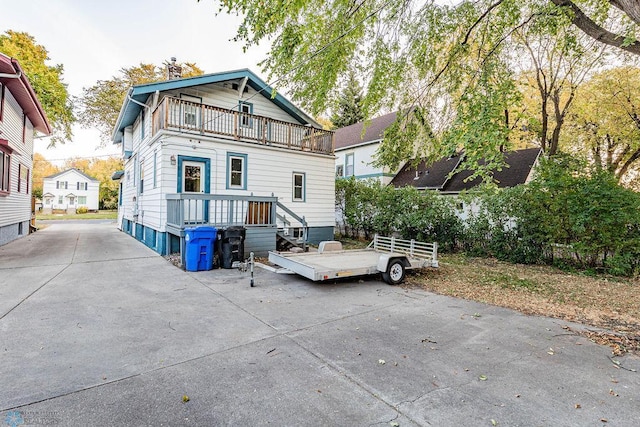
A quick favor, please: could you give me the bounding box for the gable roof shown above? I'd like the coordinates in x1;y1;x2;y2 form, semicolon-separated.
334;111;398;150
391;148;542;192
112;68;320;143
0;53;51;134
44;168;100;182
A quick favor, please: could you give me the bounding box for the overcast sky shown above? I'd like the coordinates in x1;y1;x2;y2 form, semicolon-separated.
0;0;268;165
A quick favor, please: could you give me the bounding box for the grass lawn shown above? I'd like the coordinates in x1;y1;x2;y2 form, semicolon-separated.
337;236;640;356
36;210;118;221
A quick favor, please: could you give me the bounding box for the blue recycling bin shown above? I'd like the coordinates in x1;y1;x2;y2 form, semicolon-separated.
184;226;217;272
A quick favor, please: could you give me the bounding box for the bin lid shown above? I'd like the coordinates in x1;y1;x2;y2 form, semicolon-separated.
195;226;217;232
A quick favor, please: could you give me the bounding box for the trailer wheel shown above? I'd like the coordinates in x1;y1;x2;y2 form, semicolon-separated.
382;259;406;285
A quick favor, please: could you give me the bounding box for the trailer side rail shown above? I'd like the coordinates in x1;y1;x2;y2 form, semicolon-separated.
370;235;438;267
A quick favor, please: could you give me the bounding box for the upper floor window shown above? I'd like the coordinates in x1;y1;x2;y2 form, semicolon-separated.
239;101;253;128
56;180;68;190
139;159;145;193
345;153;355;177
18;164;28;193
140;109;145;139
77;182;88;191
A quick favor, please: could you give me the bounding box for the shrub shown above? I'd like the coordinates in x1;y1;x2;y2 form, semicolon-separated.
76;206;88;214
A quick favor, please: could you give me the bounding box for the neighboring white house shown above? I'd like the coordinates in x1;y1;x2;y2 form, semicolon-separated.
0;53;51;246
334;111;402;185
111;68;336;257
42;168;100;213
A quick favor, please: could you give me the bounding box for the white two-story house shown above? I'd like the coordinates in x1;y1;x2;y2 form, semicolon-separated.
0;53;51;246
334;111;402;185
42;168;100;213
111;68;336;258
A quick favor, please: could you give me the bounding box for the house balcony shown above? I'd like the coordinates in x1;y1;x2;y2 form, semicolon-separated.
152;97;334;155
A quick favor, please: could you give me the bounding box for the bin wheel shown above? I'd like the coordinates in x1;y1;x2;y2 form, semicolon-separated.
382;260;405;285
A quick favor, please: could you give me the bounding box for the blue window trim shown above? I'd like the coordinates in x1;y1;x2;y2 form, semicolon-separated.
239;101;253;128
153;150;157;188
226;152;248;190
292;172;306;202
140;109;145;140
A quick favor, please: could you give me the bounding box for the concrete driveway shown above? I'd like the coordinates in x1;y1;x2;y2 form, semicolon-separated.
1;222;638;426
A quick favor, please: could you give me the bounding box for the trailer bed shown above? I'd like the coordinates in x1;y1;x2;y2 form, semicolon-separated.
268;236;438;284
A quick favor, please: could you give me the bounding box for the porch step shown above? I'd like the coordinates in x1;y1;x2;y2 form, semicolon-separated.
276;230;307;252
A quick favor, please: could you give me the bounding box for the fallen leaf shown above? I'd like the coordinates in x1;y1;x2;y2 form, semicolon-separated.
182;395;190;403
390;422;400;427
601;419;608;423
491;419;498;426
379;359;386;365
575;404;581;409
479;374;488;381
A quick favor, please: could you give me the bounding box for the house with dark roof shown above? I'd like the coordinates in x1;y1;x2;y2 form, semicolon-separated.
111;68;336;260
390;148;542;193
334;111;401;184
42;168;100;213
0;53;51;246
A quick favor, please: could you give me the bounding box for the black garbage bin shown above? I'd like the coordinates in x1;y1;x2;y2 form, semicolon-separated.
216;226;246;269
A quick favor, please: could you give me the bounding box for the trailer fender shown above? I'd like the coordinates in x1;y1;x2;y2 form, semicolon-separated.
377;254;409;273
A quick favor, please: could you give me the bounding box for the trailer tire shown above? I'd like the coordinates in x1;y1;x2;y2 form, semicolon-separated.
382;259;406;285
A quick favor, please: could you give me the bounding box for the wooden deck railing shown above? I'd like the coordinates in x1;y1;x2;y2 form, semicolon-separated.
152;97;334;155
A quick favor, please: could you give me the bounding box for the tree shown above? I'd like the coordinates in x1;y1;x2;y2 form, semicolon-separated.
564;66;640;186
78;61;203;144
215;0;639;171
32;153;60;197
513;24;607;154
330;72;365;129
0;31;74;146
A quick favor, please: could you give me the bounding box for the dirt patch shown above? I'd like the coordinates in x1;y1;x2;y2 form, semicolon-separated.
405;254;640;356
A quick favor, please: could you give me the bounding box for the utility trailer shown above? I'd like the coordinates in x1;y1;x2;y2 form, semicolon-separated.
268;235;438;285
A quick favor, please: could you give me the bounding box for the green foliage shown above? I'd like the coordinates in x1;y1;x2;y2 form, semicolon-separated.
336;157;640;276
330;71;365;129
78;62;203;144
76;206;88;214
0;30;74;146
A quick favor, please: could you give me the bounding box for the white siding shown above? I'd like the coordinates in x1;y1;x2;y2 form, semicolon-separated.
0;89;34;228
42;169;100;211
335;142;398;185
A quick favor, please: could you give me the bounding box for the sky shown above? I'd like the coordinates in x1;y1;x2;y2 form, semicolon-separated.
0;0;268;165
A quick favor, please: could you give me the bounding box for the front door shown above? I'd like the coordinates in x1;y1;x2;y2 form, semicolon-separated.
182;160;205;223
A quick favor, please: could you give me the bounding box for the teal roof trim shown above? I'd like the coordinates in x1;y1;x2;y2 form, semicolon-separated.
112;69;318;143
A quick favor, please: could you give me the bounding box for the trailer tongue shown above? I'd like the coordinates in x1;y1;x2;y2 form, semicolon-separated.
268;235;438;285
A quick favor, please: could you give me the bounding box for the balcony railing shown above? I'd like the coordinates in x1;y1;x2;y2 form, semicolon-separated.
152;97;334;155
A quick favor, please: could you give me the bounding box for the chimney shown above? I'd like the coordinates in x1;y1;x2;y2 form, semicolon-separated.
167;57;182;80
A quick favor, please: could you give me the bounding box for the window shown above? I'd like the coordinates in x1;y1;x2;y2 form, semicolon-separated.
226;152;247;190
180;94;202;127
77;182;87;191
18;164;28;193
239;101;253;128
56;181;68;190
140;109;145;139
78;196;87;205
139;159;145;193
345;153;355;176
0;148;10;193
22;114;27;144
153;150;157;188
336;164;344;177
58;195;63;204
293;172;305;202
